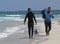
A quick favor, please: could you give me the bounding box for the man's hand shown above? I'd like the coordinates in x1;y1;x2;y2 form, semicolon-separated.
52;16;54;19
35;22;37;25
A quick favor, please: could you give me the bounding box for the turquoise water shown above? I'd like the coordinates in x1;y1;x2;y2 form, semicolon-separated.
0;11;60;21
0;11;60;37
0;11;60;39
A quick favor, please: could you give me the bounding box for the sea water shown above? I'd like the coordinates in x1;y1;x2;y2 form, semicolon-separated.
0;11;60;38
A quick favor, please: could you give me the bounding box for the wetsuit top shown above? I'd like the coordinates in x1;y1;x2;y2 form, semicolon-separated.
24;12;37;25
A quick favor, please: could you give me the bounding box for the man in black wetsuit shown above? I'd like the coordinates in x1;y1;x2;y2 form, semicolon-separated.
24;8;37;39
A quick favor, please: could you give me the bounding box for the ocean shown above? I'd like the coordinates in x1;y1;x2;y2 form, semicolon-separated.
0;11;60;21
0;11;60;39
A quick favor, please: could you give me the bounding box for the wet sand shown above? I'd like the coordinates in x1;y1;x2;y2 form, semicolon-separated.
0;20;60;44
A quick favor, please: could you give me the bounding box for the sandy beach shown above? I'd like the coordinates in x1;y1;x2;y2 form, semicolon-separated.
0;20;60;44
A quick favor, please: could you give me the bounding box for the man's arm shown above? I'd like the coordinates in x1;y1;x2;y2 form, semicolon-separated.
41;8;46;14
33;13;37;24
24;14;28;24
50;13;54;18
41;10;45;19
41;10;45;14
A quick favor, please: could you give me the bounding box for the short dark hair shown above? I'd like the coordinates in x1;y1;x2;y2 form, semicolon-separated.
28;8;31;11
48;7;51;9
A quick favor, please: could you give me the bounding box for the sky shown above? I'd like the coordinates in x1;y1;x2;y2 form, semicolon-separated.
0;0;60;11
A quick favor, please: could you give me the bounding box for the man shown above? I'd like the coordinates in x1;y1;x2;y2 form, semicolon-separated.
41;7;54;36
24;8;37;38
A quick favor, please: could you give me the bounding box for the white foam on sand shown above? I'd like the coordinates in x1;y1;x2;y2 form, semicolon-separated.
0;16;43;22
0;33;8;38
6;14;23;17
0;26;20;39
0;17;24;21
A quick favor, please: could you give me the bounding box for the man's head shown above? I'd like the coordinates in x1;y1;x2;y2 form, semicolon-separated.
47;7;51;12
28;8;32;13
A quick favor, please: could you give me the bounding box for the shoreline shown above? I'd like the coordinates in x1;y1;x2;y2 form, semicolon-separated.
0;20;59;39
0;19;60;44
